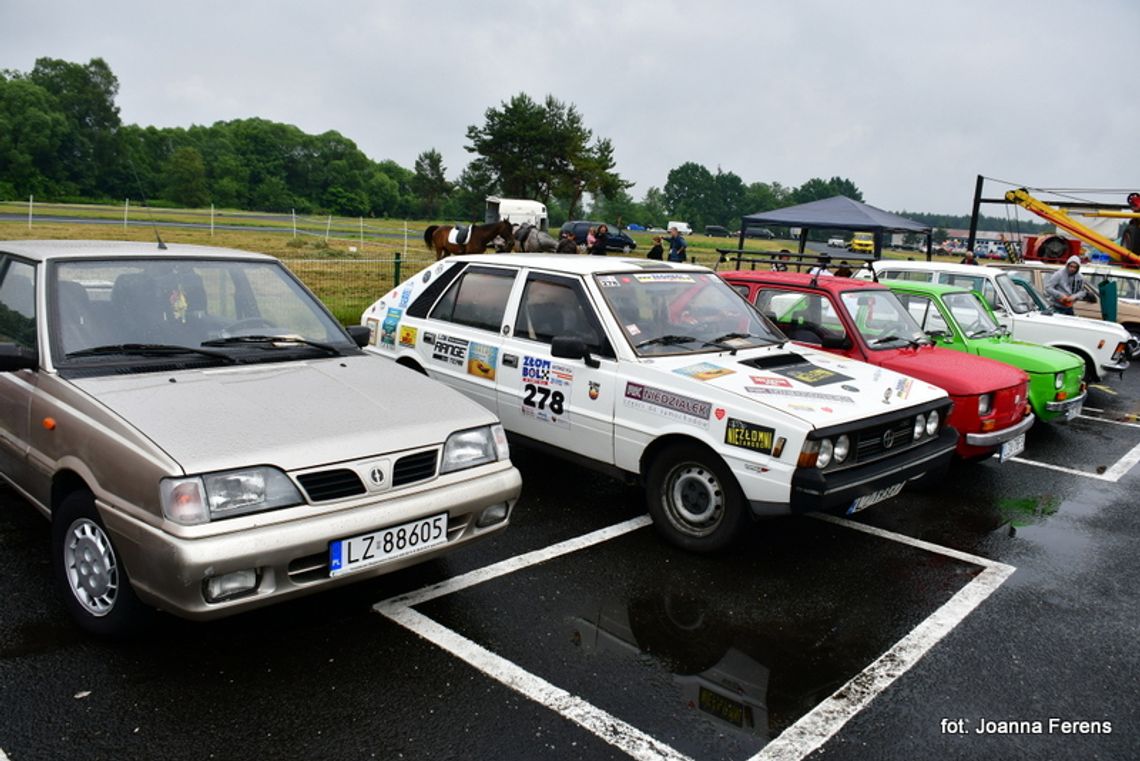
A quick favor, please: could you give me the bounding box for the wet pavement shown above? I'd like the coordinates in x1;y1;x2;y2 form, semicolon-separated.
1;374;1139;760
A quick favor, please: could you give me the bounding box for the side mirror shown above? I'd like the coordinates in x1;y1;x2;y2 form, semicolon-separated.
0;343;38;371
346;325;372;348
819;334;852;350
551;336;600;368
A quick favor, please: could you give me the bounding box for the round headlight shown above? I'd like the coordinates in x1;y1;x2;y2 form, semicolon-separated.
1054;372;1065;390
913;413;926;441
817;438;834;468
926;409;940;435
834;434;850;463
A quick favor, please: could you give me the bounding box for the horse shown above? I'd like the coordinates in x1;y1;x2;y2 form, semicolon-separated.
423;219;515;261
514;223;559;253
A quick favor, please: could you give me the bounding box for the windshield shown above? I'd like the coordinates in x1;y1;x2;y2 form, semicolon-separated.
838;290;926;349
594;271;783;355
943;291;1000;337
995;272;1033;314
50;257;353;368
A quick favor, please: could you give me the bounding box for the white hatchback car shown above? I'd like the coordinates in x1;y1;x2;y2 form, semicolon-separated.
0;241;521;636
362;254;957;552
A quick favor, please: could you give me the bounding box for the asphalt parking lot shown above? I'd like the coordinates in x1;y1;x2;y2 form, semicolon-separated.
2;374;1138;760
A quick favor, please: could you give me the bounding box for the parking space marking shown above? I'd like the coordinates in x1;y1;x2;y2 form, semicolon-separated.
1007;413;1140;482
1;747;8;761
751;516;1016;761
376;512;1015;761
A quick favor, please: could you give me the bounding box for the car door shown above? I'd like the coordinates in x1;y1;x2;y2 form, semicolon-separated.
495;271;617;464
0;256;38;492
415;263;518;415
893;291;963;350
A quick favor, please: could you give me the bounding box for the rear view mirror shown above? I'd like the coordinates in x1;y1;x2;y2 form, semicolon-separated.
0;343;37;371
346;325;371;348
551;336;600;368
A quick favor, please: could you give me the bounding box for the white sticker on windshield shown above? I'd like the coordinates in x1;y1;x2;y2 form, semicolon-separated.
626;324;642;336
633;273;695;284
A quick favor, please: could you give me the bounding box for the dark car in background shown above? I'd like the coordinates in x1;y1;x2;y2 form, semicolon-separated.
560;221;638;252
704;225;732;237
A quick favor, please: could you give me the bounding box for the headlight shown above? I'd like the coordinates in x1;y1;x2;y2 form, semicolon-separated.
161;467;302;525
1054;372;1064;390
913;414;926;441
926;409;940;436
441;425;502;474
978;393;993;416
817;438;834;468
833;434;850;464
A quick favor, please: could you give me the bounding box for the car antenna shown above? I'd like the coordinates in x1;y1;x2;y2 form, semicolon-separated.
127;156;168;250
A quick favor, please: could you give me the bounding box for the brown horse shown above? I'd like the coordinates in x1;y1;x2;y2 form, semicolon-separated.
423;220;516;261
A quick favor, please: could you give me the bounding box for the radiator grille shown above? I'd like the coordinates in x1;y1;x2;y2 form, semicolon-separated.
296;469;366;502
393;449;439;486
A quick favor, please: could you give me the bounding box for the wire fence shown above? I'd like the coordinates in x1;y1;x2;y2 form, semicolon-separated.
282;254;437;325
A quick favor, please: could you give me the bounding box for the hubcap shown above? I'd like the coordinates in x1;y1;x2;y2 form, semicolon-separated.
664;462;724;536
64;518;118;617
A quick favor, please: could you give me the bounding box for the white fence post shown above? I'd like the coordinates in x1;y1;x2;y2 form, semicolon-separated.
211;204;215;237
27;195;33;230
360;217;364;250
404;220;408;255
124;198;130;231
325;215;332;242
292;209;297;238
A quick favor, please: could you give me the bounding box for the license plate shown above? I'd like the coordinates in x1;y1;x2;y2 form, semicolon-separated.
329;513;448;577
847;481;905;514
999;433;1026;463
1064;402;1082;421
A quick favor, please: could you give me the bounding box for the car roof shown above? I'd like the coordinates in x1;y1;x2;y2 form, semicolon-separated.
872;259;1002;277
0;239;276;264
443;252;706;276
719;269;889;294
878;278;973;297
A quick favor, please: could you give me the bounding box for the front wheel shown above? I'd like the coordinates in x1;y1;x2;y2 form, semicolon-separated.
52;491;151;637
645;443;749;552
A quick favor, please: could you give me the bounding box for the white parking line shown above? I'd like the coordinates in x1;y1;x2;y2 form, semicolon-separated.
1;746;9;760
751;517;1015;761
375;513;1014;761
1008;413;1140;481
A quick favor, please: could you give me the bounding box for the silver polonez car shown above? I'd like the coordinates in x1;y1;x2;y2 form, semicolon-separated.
0;240;521;636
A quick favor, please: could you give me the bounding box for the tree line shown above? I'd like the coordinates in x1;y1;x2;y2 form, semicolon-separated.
1;56;1023;234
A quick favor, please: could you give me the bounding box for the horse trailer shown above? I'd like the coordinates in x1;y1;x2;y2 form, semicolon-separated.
486;197;549;232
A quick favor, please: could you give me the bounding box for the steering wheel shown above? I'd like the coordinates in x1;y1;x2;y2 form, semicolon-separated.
222;317;277;335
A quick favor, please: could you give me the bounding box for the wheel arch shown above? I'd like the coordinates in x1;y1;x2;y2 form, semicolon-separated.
1049;343;1096;381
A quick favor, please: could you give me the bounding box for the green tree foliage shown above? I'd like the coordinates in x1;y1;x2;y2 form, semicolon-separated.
165;146;209;208
664;162;716;229
0;74;69;197
465;93;628;217
411;149;452;219
791;176;864;204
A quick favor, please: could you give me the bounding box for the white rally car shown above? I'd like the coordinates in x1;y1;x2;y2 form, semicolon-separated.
362;255;956;552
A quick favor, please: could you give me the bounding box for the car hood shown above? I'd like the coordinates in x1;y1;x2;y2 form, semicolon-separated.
868;344;1026;396
1021;310;1130;341
68;355;496;474
972;337;1083;375
650;346;947;429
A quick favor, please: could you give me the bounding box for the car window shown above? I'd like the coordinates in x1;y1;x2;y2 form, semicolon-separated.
994;273;1031;313
429;266;516;333
943;291;1001;337
894;292;950;335
0;258;37;351
514;274;610;356
839;290;925;349
882;270;932;282
754;288;846;345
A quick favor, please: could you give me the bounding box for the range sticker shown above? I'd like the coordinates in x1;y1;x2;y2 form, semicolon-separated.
724;418;775;455
467;342;498;381
771;362;852;387
624;382;711;427
430;333;468;367
674;363;736;382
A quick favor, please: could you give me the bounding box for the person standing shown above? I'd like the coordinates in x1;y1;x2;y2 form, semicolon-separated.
556;231;578;254
960;249;978;265
646;235;664;260
772;249;790;271
589;224;610;256
1044;255;1096;315
667;226;687;262
586;226;597;251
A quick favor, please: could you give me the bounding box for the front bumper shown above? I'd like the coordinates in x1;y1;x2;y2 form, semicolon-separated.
782;427;957;515
1045;390;1086;414
101;465;522;620
965;412;1036;447
1100;358;1129;374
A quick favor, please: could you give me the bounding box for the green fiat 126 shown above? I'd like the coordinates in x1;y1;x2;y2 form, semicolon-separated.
883;279;1086;423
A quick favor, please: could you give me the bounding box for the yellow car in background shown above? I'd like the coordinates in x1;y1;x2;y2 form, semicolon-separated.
849;232;874;254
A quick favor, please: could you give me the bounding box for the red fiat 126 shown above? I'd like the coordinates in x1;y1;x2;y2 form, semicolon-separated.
721;262;1033;462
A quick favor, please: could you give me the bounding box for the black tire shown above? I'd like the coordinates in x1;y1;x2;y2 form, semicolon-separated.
52;490;151;637
644;443;749;552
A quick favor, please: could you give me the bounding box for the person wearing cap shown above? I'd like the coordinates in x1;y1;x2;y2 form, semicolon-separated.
1044;255;1096;315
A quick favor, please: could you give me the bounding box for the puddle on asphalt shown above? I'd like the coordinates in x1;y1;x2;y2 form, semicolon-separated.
417;519;982;760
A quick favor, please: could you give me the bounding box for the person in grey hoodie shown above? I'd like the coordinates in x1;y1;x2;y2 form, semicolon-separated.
1044;255;1096;315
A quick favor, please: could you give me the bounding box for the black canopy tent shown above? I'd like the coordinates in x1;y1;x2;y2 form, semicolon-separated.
737;195;934;261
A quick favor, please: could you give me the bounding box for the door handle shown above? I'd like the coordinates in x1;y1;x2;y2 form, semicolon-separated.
503;354;518;368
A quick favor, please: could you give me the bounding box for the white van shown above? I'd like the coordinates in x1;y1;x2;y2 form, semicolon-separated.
486;197;548;231
667;221;693;236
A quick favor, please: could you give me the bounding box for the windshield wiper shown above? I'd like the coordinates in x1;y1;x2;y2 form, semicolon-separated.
201;335;343;356
871;334;926;348
65;343;239;363
634;334;698;350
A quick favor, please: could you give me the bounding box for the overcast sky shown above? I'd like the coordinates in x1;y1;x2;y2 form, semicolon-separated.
2;0;1136;216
